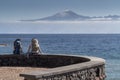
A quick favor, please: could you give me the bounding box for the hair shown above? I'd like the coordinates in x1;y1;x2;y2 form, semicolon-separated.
16;39;21;41
32;38;38;44
31;38;39;51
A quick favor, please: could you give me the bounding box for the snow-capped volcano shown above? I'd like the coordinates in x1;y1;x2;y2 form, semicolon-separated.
20;10;120;21
20;10;90;21
39;10;90;21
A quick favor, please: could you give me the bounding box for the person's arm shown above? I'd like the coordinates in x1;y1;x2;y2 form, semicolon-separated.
27;44;31;53
38;45;42;54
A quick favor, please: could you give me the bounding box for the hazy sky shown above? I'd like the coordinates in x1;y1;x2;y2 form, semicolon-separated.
1;0;120;22
1;0;120;34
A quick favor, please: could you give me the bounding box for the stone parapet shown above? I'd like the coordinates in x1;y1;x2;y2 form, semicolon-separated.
0;54;106;80
0;54;89;67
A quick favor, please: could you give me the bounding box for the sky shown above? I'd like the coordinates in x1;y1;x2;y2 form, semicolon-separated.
1;0;120;34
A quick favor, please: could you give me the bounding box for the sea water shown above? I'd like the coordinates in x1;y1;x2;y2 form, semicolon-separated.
0;34;120;80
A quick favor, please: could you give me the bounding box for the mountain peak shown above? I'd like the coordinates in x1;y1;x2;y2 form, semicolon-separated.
63;10;76;13
54;10;79;17
20;10;120;21
20;10;90;21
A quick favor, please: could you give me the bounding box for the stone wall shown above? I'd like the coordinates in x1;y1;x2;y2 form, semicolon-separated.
0;54;106;80
30;65;105;80
0;54;89;67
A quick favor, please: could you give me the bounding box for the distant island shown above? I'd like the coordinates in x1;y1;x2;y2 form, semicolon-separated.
20;10;120;21
0;44;7;47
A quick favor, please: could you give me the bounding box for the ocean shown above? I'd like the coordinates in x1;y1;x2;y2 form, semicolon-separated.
0;34;120;80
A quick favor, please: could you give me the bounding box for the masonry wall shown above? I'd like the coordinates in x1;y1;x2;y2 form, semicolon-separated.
31;65;105;80
0;54;89;68
0;54;106;80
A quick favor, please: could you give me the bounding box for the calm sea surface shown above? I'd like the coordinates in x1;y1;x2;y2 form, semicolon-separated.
0;34;120;80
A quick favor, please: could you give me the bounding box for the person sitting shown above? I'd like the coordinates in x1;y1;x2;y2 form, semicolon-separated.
27;38;42;55
13;39;23;54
